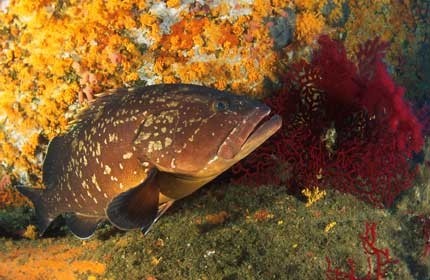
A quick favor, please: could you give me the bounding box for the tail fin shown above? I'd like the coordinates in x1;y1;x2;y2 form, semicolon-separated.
16;186;54;236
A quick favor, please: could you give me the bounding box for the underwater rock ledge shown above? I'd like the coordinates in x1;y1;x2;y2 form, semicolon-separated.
0;183;425;280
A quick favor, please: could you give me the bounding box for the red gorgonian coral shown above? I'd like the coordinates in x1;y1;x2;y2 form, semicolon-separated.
232;35;423;207
326;222;399;280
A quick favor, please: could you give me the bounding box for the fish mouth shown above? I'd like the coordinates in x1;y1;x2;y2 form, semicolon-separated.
217;105;282;161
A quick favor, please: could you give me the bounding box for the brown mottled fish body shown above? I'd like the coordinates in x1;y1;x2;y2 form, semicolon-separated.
17;84;282;238
43;87;156;216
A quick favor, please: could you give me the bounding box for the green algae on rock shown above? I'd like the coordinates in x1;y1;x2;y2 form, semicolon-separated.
2;182;429;279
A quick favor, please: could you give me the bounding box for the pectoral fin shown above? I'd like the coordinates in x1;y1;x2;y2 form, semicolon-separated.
66;213;104;239
106;169;159;230
142;200;175;235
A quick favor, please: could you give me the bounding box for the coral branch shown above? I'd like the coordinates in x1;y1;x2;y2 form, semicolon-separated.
326;223;398;280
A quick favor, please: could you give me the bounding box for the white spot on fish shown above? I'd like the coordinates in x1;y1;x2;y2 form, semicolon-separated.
167;101;179;107
207;155;219;164
144;116;154;127
92;174;102;192
104;165;111;175
148;140;163;152
82;180;90;190
96;142;101;156
78;140;84;151
108;133;118;142
136;132;151;142
165;115;174;123
123;152;133;159
165;137;172;147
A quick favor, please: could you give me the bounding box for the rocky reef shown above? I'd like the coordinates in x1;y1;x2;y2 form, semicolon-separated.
0;1;429;279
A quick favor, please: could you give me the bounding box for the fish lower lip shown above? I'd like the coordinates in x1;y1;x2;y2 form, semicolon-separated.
217;107;281;160
242;114;282;150
217;107;270;159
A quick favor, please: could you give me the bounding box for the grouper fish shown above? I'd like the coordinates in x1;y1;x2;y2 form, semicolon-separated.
17;84;282;239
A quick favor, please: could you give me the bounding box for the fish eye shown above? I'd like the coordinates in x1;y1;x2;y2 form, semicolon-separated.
213;100;229;112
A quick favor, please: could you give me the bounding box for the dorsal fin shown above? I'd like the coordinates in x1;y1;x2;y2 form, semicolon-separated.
42;135;69;189
66;84;208;131
66;87;130;130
